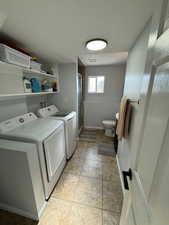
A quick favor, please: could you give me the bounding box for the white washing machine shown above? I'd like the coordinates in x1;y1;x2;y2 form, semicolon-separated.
0;112;66;203
37;105;77;159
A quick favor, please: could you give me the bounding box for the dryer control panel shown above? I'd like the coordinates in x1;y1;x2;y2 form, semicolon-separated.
0;113;37;133
38;105;59;118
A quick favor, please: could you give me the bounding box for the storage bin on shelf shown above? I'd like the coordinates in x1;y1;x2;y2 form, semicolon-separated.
0;44;30;68
30;60;42;71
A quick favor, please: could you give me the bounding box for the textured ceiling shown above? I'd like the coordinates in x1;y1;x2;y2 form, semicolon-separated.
0;0;153;64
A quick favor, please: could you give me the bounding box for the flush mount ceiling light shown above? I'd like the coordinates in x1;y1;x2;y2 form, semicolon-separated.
86;39;108;51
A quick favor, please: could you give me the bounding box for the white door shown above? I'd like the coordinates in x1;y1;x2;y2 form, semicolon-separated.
120;1;169;224
44;125;65;182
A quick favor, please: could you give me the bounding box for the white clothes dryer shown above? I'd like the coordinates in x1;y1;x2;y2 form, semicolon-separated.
37;105;77;159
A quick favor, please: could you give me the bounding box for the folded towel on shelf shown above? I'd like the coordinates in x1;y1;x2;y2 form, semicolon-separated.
116;97;132;140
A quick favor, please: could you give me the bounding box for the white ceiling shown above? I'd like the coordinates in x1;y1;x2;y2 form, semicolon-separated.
0;0;153;64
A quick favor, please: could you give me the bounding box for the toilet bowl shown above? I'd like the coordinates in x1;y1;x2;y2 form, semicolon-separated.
102;120;116;137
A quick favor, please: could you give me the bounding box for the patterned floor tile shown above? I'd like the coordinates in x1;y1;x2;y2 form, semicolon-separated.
67;201;102;225
103;194;123;213
38;198;71;225
74;189;102;208
103;179;122;194
103;210;121;225
81;164;102;179
83;157;102;167
52;173;79;201
102;163;120;182
77;176;102;194
64;158;83;175
103;178;123;213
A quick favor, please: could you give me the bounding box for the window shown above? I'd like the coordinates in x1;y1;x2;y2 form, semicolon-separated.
88;76;105;93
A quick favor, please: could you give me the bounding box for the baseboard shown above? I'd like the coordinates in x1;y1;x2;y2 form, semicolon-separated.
84;126;104;130
0;202;47;221
116;155;125;196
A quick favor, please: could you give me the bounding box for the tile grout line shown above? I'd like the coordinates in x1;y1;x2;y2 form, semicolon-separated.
58;143;104;211
51;195;103;211
54;140;120;218
49;195;121;215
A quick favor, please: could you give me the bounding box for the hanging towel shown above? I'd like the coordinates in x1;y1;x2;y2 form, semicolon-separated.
123;102;132;139
116;97;129;140
116;97;132;140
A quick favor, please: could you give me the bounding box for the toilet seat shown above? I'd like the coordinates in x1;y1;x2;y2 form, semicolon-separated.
102;119;116;137
102;120;115;128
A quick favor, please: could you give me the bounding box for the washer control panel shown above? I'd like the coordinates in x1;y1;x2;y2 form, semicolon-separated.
0;113;37;133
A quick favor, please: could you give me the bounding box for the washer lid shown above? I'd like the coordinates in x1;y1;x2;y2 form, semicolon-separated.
37;105;76;121
53;112;70;117
51;111;76;121
0;118;63;142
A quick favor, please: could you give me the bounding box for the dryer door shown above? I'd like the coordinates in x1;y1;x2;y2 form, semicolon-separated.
43;125;65;182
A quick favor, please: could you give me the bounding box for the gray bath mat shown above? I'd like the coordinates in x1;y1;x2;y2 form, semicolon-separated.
79;130;97;142
98;142;116;157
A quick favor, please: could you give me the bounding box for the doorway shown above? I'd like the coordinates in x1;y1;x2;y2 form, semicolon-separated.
77;58;85;134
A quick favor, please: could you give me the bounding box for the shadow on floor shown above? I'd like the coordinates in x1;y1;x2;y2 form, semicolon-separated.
0;209;38;225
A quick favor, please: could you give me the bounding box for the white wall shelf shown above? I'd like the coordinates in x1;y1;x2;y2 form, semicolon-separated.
0;60;60;99
0;92;57;97
0;60;56;79
23;69;56;79
0;91;58;101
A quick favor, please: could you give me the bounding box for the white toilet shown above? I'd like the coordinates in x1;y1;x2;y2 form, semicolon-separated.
102;120;116;137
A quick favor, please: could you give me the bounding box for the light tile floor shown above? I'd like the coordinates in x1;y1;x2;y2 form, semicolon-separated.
0;131;123;225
